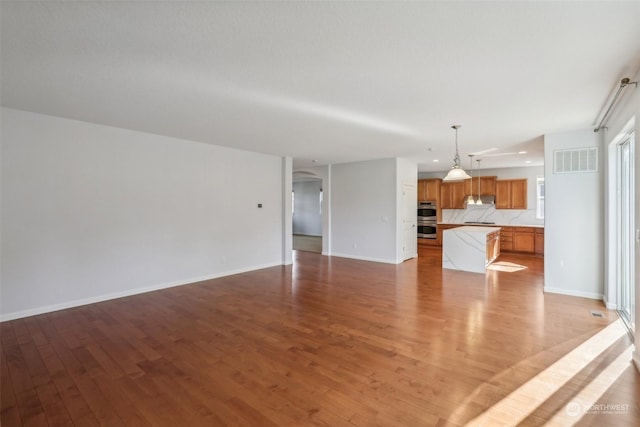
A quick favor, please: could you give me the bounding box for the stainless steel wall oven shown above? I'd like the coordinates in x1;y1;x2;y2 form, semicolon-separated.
418;202;437;239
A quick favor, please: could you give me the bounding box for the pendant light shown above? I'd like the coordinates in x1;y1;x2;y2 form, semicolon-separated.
466;154;476;205
443;125;471;181
475;158;483;205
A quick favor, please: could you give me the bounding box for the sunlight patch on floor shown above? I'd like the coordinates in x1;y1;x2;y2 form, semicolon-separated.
464;319;628;426
544;345;632;426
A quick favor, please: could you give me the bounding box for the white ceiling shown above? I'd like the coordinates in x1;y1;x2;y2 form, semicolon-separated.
2;1;640;173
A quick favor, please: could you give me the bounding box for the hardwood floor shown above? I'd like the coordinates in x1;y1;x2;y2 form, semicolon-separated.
1;247;638;426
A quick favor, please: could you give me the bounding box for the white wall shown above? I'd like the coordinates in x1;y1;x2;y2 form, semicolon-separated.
543;129;603;299
292;180;322;236
331;158;398;263
1;108;284;320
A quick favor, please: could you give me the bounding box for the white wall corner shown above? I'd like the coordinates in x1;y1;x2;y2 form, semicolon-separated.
282;156;293;265
602;295;618;310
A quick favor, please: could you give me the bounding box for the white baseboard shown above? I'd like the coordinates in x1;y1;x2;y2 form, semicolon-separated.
330;252;400;265
602;295;618;310
0;262;282;322
543;286;603;300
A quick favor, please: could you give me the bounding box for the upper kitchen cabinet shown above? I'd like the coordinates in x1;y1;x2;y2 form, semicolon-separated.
426;179;441;202
417;178;441;202
495;179;527;209
418;179;427;202
440;180;470;209
470;176;497;196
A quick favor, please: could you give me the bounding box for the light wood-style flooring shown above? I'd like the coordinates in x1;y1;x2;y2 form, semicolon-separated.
293;234;322;253
1;247;638;426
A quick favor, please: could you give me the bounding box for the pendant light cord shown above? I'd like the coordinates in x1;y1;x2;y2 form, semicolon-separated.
452;125;461;166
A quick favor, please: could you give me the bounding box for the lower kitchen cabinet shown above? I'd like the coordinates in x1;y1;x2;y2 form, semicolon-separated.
535;228;544;255
499;227;513;252
436;224;543;255
513;227;535;252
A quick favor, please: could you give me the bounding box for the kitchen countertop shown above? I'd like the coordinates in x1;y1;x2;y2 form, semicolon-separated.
443;226;502;233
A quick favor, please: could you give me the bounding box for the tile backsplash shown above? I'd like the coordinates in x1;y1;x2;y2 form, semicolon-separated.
442;205;544;226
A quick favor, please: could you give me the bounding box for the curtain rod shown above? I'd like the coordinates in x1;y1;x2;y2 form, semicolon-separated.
594;77;637;133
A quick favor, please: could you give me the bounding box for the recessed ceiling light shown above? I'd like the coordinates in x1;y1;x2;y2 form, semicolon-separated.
518;151;527;154
524;160;532;164
433;159;439;163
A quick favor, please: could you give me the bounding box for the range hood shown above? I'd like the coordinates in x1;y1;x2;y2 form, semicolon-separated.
465;195;496;207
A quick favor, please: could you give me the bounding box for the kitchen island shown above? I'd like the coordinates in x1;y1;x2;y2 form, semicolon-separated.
442;226;501;273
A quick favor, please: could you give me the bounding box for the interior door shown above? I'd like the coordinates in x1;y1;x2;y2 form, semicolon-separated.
403;183;417;260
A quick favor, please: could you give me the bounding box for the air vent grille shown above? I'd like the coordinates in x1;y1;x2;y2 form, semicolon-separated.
554;147;598;174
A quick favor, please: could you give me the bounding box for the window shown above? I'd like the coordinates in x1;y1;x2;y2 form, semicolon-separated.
292;191;295;214
536;177;545;219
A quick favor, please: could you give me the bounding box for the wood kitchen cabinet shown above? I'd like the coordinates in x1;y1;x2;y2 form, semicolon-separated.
535;228;544;255
417;178;441;202
503;226;539;254
470;176;497;196
436;224;543;255
417;179;427;202
425;179;441;202
486;230;501;265
513;227;535;253
440;180;470;209
499;226;513;252
495;179;527;209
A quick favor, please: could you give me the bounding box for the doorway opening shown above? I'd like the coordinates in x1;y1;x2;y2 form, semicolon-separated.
292;176;323;254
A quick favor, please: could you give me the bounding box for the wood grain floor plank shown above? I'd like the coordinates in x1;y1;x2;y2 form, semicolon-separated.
1;247;638;426
1;344;23;426
35;379;74;427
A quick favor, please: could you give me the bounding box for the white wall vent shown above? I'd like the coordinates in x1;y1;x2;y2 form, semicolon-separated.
553;147;598;174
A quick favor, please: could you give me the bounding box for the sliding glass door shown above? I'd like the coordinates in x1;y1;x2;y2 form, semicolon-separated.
618;134;635;332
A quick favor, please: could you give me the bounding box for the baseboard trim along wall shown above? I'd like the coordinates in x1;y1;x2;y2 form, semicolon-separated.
0;262;282;322
330;253;400;265
602;296;618;310
543;286;603;301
